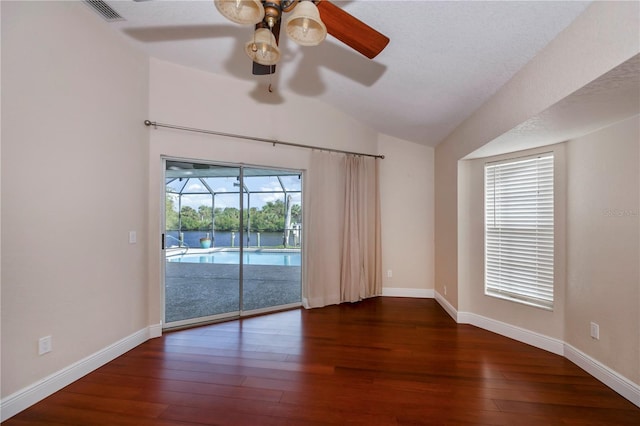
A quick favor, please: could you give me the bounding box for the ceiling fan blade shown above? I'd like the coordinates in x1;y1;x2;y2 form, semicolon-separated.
317;0;389;59
252;20;281;75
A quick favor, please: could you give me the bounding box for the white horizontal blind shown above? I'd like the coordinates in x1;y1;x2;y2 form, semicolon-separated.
485;153;554;310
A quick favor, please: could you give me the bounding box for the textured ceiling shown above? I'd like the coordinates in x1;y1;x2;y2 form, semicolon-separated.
465;54;640;159
99;0;592;146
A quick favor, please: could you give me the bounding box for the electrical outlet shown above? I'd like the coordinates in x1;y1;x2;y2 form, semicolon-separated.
129;231;137;244
38;336;52;355
590;322;600;340
387;269;392;278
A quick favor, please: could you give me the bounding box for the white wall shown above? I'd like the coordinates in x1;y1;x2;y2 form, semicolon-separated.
0;1;4;397
566;115;639;383
146;59;435;324
0;4;435;416
434;0;640;398
435;1;640;310
458;144;567;339
1;0;149;401
378;135;434;295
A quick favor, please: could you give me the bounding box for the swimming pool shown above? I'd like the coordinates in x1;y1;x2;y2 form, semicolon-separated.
167;250;301;266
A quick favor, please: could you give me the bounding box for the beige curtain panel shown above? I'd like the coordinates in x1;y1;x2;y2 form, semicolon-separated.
303;151;382;308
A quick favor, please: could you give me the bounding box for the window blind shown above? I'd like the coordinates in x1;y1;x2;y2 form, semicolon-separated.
485;153;554;310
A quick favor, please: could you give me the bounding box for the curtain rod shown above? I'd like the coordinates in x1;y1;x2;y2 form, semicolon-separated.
144;120;384;160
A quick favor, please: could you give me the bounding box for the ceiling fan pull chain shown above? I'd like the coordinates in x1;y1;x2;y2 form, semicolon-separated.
268;24;275;93
251;30;258;53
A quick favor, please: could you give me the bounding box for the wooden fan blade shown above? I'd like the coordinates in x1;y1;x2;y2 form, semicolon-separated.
317;0;389;59
252;20;281;75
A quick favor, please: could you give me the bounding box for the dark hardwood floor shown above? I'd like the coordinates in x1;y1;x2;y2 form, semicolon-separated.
4;297;640;425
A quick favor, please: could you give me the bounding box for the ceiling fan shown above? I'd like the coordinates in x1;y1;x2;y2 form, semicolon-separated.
214;0;390;75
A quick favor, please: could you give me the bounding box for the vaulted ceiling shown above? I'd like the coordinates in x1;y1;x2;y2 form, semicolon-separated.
97;1;594;146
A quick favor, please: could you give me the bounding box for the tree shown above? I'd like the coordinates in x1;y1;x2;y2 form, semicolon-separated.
290;204;302;224
214;207;240;231
165;195;180;230
179;206;200;230
197;205;213;231
259;199;286;231
169;198;301;233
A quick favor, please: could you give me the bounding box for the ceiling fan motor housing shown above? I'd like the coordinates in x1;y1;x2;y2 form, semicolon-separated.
215;0;390;75
263;0;282;28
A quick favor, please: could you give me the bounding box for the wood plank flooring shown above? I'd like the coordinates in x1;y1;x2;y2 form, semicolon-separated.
4;297;640;425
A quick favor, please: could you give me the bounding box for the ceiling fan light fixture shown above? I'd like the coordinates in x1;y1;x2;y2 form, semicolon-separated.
245;28;281;66
214;0;265;25
285;0;326;46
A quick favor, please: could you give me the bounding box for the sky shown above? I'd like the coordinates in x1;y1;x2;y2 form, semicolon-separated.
167;175;302;210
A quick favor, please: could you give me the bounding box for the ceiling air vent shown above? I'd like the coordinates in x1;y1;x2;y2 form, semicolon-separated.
84;0;125;22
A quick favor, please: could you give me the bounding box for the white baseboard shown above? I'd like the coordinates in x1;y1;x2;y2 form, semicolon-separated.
0;324;162;422
382;287;434;298
432;296;639;408
149;322;163;338
4;302;639;422
434;290;458;321
243;302;302;317
457;311;565;356
564;344;640;407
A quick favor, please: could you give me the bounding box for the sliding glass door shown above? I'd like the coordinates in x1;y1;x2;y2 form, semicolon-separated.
163;160;302;329
164;162;241;327
241;168;303;314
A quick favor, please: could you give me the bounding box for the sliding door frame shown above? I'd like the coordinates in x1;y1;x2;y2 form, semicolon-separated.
161;156;303;330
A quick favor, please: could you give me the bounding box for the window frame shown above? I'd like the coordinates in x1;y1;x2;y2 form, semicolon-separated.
484;152;555;311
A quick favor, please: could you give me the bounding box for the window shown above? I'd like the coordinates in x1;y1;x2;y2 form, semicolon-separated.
485;153;554;310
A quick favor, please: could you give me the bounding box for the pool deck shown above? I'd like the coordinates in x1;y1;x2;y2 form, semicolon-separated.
165;262;301;323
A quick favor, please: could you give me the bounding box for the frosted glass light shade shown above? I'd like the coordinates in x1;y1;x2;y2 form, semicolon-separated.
285;1;326;46
245;28;281;66
214;0;265;25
